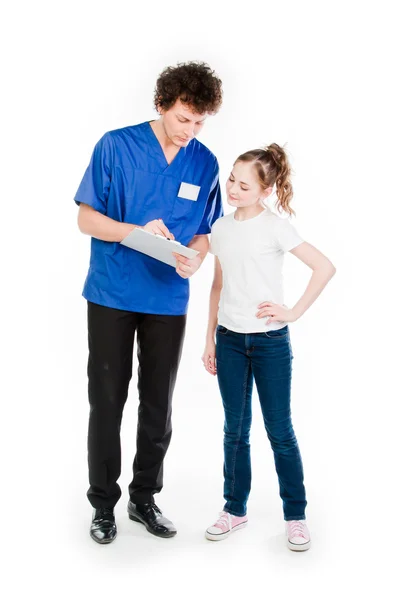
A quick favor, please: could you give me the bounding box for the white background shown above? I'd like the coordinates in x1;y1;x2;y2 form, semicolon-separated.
2;1;399;598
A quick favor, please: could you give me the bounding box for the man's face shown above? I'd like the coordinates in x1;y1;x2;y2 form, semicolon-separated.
159;99;208;147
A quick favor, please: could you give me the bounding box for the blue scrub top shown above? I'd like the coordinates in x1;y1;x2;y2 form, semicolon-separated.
74;122;223;315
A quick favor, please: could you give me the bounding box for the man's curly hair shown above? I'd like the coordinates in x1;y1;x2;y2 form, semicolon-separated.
154;61;223;115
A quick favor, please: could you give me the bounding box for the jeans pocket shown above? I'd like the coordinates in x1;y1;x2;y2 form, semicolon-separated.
216;325;229;335
264;326;289;339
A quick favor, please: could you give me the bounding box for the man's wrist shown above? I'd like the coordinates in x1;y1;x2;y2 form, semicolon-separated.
118;223;136;242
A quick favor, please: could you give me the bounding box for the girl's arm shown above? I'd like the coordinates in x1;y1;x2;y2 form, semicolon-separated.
289;242;336;321
257;242;336;323
206;257;223;341
202;257;223;375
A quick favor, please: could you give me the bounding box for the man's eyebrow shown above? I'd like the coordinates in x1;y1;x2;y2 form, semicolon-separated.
177;113;207;122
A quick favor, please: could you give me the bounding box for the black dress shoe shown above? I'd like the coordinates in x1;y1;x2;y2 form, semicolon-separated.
90;508;117;544
127;501;177;538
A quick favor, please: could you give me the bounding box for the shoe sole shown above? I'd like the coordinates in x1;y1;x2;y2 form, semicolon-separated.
128;512;177;538
287;539;311;551
89;531;117;544
205;521;248;541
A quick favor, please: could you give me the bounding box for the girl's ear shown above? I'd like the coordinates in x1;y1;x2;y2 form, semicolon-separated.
260;187;274;201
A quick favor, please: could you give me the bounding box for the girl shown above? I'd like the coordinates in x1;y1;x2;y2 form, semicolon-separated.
202;144;335;551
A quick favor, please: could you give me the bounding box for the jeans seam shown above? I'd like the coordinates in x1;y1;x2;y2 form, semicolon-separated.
264;332;289;339
229;360;250;501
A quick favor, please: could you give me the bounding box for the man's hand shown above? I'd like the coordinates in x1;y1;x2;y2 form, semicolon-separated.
173;252;202;279
140;219;175;239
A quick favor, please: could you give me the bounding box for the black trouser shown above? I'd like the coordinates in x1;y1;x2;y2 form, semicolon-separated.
86;301;187;509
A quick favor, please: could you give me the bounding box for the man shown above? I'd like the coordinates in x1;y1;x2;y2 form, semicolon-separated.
75;62;223;544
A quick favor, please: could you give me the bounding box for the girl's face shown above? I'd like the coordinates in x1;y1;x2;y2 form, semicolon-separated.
226;161;271;208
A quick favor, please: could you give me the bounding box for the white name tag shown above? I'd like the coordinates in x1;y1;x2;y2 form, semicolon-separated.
177;182;200;202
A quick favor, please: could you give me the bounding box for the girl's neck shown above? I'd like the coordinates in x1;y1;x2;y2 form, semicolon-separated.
234;204;265;222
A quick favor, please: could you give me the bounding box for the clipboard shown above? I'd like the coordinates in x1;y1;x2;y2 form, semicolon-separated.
120;227;199;268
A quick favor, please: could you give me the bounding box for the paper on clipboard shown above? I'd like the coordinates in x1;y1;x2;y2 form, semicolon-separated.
120;227;199;268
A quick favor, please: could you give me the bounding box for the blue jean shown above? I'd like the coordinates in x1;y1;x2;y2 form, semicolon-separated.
216;325;307;520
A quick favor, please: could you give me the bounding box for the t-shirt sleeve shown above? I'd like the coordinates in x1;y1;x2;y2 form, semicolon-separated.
74;133;114;214
209;223;219;256
274;217;304;252
195;160;224;235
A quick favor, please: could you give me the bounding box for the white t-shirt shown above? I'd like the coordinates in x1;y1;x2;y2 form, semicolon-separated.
210;208;303;334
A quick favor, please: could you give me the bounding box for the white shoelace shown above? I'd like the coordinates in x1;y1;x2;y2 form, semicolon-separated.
215;512;232;530
288;520;307;539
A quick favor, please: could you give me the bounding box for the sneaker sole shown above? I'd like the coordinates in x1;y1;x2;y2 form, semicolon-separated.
287;539;311;551
205;521;248;541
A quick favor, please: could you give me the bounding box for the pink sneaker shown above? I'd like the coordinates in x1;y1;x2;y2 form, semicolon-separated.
205;511;248;541
286;520;311;551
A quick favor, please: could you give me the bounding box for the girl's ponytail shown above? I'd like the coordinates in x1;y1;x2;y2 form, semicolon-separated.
264;144;294;215
236;144;294;215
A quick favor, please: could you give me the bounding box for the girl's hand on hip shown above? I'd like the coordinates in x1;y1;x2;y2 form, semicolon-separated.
256;302;296;324
202;341;217;376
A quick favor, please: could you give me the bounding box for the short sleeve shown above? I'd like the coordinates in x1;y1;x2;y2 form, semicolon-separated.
209;223;219;256
195;160;224;235
74;133;114;214
274;218;303;252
